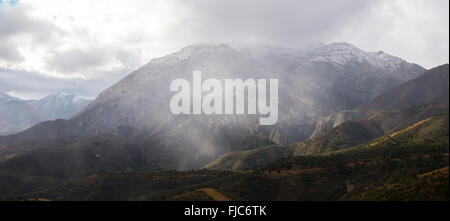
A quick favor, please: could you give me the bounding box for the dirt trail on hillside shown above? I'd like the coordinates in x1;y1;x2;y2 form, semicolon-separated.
200;188;232;201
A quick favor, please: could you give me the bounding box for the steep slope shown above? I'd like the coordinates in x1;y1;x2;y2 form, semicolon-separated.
229;115;449;200
0;43;424;170
203;120;383;171
359;63;449;115
203;96;448;171
294;120;383;154
0;127;180;179
73;43;422;139
369;96;449;134
311;64;449;137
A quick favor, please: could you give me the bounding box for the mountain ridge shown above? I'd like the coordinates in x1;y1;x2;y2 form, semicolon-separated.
203;64;449;171
311;64;449;137
0;92;91;135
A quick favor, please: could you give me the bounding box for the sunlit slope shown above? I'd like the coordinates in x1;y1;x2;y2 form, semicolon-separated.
311;64;449;137
348;167;448;201
170;188;232;201
204;97;448;171
9;116;447;201
204;120;386;171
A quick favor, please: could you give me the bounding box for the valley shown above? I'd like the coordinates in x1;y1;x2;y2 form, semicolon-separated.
1;114;448;201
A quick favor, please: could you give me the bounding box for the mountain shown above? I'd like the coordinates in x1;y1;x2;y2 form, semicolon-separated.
311;64;449;137
369;96;449;134
359;64;449;115
203;119;384;171
0;92;42;136
0;43;425;170
0;41;446;200
203;96;449;171
0;92;91;135
28;93;91;120
203;65;449;171
75;42;422;138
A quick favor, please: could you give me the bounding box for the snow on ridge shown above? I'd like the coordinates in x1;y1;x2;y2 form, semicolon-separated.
147;42;409;70
131;42;420;81
148;43;234;66
303;42;408;71
35;93;91;107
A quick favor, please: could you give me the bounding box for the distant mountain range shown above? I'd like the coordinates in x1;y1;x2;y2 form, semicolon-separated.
0;92;91;135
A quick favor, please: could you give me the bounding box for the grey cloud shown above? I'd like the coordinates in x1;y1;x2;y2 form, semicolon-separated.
44;46;143;80
0;2;142;99
176;0;381;48
0;68;123;99
45;48;111;73
115;49;143;70
0;0;448;99
0;40;23;62
0;4;62;62
0;4;61;43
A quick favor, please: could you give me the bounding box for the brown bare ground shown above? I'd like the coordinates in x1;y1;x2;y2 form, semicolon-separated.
198;188;232;201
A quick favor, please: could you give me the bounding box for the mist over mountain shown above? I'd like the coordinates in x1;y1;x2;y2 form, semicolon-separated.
312;64;449;137
0;42;425;170
199;64;449;171
71;42;424;140
0;0;448;204
359;64;449;114
0;92;91;135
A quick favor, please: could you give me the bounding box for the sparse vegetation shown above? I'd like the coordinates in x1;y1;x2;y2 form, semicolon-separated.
1;115;447;201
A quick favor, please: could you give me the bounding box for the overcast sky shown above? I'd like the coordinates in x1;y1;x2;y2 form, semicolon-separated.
0;0;448;100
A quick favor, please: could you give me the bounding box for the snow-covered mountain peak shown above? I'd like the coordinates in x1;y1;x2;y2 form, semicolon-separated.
39;93;90;106
302;42;420;74
232;44;302;59
320;42;360;50
148;43;235;66
56;92;69;98
370;50;401;61
0;91;92;135
304;42;372;64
